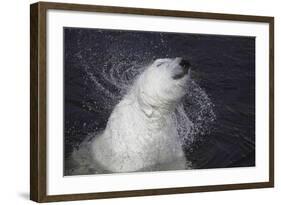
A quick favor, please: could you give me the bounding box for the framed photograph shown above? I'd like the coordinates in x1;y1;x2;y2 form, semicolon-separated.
30;1;274;202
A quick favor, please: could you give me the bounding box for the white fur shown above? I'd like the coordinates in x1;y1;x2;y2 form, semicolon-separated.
90;58;191;173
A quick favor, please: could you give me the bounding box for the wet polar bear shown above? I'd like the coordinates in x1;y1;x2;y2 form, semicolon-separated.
91;57;192;173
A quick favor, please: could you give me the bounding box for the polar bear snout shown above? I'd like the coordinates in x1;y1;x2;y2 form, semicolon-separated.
180;59;191;71
172;59;191;80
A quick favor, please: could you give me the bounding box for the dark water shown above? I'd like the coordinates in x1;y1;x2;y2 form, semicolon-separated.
64;27;255;175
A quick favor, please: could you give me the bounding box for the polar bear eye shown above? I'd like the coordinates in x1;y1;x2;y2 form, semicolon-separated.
156;62;165;67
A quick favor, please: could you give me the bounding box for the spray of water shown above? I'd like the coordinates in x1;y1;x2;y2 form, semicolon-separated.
66;30;216;175
82;58;216;145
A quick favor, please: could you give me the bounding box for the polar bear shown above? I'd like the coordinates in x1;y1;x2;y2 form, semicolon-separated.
90;57;192;173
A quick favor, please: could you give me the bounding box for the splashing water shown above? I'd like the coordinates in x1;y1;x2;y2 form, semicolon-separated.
82;57;216;145
68;58;216;173
64;27;259;175
65;29;216;175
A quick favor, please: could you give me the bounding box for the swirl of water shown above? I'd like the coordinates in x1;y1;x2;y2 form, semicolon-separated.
67;43;217;175
70;29;216;160
80;54;216;147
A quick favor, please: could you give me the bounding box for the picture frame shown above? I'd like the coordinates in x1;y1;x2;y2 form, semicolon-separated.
30;1;274;202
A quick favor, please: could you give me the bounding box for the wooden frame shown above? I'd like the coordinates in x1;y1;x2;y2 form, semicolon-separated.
30;1;274;202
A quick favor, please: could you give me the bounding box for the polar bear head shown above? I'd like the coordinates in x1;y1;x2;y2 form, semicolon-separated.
136;57;191;117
